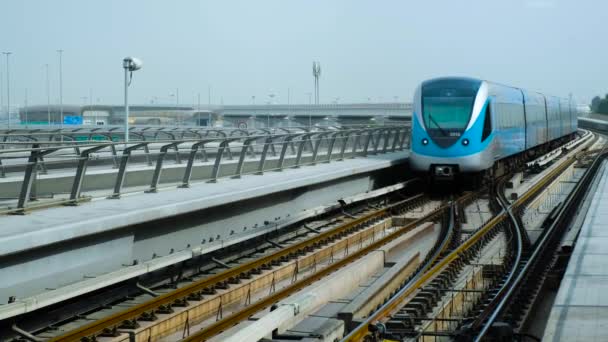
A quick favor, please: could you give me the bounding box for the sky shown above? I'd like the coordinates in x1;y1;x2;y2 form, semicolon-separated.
0;0;605;107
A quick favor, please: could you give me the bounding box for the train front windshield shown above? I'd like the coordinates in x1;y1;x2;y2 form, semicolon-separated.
421;79;481;146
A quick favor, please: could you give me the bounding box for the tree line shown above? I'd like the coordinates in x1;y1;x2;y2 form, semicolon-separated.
591;95;608;114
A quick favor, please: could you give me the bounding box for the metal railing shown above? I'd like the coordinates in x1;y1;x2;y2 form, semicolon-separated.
0;126;410;214
0;123;410;146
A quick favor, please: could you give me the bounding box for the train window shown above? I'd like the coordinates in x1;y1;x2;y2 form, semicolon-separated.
482;103;492;141
421;78;481;137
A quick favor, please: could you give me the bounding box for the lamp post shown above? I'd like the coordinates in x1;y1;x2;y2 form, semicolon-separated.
57;49;63;130
2;52;12;128
45;64;51;125
123;56;143;143
312;61;321;105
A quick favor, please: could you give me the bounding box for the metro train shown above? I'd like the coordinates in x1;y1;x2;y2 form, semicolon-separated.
409;77;577;182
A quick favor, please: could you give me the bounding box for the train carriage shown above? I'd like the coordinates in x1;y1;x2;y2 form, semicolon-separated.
409;77;577;181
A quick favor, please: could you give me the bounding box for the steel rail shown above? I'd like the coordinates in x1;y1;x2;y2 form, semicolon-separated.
468;153;578;340
473;147;608;341
48;194;426;342
181;199;453;342
343;151;581;341
342;198;504;342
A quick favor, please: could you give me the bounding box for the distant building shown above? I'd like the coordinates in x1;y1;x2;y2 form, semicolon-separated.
19;105;216;126
18;102;412;128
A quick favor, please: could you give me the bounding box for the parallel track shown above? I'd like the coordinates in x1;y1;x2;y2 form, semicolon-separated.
44;191;429;341
180;191;479;341
342;133;593;342
471;146;608;341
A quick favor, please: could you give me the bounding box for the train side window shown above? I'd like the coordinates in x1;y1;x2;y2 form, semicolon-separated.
482;103;492;141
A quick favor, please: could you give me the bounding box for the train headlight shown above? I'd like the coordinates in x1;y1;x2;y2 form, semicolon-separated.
462;138;469;146
422;138;429;146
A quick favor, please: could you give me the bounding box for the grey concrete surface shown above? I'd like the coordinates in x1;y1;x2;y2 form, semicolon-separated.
0;151;408;303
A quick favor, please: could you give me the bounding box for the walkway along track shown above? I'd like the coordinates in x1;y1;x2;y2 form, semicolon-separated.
43;190;438;341
342;135;595;342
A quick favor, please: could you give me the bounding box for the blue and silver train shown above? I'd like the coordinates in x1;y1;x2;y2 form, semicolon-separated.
409;77;577;181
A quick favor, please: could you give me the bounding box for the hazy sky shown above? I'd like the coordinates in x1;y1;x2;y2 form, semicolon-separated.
0;0;605;106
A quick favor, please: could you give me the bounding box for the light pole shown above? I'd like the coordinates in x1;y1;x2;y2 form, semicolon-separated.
312;61;321;105
3;52;12;128
123;56;143;143
45;64;51;124
57;49;63;130
0;71;3;122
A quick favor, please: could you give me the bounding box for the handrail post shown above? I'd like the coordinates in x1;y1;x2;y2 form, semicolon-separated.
68;144;109;204
256;136;273;175
294;134;313;168
372;128;385;154
209;139;237;183
233;137;257;178
179;140;210;188
351;130;362;157
391;128;401;152
382;128;392;153
147;142;182;193
399;128;408;150
372;128;384;154
339;131;353;160
143;143;152;166
14;145;57;213
311;132;329;165
326;132;341;163
15;150;41;213
362;130;374;157
108;143;148;199
277;135;299;171
109;144;119;168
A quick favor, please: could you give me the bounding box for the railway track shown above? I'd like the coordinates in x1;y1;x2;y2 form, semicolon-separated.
176;192;480;342
39;191;481;342
469;145;608;341
341;131;601;342
9;131;600;342
13;181;429;341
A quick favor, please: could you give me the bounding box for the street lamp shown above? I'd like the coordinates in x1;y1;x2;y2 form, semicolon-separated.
312;61;321;105
123;56;143;143
57;49;63;129
2;52;12;128
45;64;51;125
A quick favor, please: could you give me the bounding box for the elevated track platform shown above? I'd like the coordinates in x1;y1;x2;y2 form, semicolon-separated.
0;150;408;319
